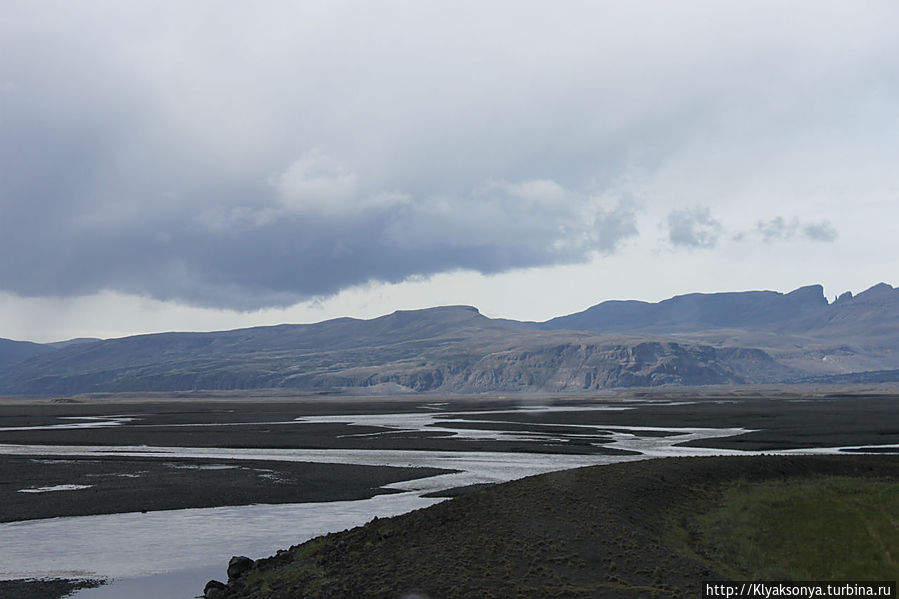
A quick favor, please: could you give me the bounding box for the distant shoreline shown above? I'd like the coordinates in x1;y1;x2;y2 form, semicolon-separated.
3;381;899;403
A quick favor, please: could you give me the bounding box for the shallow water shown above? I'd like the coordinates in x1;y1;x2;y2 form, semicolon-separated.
18;483;94;493
1;493;443;582
71;566;221;599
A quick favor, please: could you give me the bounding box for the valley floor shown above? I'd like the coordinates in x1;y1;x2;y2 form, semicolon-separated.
0;387;897;599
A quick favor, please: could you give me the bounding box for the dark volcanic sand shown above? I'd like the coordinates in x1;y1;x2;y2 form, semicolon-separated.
447;393;899;450
2;391;898;525
1;391;897;598
0;578;104;599
0;396;633;454
215;454;899;599
1;456;453;522
1;391;897;452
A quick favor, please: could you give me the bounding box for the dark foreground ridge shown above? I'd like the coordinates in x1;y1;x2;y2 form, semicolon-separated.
205;454;899;599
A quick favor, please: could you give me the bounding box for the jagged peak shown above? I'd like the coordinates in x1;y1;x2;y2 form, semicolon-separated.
785;284;826;301
856;282;894;299
833;291;853;304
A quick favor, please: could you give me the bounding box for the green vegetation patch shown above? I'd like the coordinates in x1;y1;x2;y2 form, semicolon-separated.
683;475;899;580
243;538;327;593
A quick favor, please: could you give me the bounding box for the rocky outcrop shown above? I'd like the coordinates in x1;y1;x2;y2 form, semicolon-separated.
204;556;255;598
204;579;227;598
227;556;255;581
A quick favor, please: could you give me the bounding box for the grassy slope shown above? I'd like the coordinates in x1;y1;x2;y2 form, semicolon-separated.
680;476;899;580
216;455;899;599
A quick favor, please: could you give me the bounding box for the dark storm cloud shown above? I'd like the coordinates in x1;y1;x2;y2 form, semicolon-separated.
0;1;652;310
0;135;639;308
0;2;894;309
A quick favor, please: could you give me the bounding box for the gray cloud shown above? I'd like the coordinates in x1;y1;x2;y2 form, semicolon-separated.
754;217;839;243
756;217;799;242
802;221;839;242
666;207;722;249
0;2;894;309
0;157;637;308
593;198;640;254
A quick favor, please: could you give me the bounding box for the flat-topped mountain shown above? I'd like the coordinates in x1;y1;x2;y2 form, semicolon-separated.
1;283;897;395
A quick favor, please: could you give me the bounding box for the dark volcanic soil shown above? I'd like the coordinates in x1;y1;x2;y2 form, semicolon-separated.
0;397;628;454
0;577;104;599
460;393;899;451
213;454;899;599
1;456;452;522
3;391;898;598
1;392;896;453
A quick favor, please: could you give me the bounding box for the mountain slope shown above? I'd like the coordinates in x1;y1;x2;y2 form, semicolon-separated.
0;310;792;395
785;283;899;343
542;284;829;334
0;283;897;395
0;338;56;370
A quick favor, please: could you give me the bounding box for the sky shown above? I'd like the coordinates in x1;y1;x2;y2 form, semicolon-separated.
2;1;898;342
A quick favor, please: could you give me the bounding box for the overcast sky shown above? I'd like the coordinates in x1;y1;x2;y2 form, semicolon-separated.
2;1;898;342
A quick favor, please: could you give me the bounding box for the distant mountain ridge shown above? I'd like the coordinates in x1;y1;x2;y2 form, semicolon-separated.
542;284;829;333
1;283;897;395
0;338;55;370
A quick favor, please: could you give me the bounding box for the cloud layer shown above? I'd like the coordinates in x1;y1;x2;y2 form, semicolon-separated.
1;1;897;310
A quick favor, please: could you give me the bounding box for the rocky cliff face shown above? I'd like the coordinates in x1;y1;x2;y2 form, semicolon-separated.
263;340;795;393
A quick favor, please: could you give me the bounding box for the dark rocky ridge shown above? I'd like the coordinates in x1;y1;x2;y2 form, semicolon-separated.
1;283;897;395
206;454;899;599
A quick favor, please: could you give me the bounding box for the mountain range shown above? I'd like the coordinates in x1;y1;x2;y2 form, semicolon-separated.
1;283;898;396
